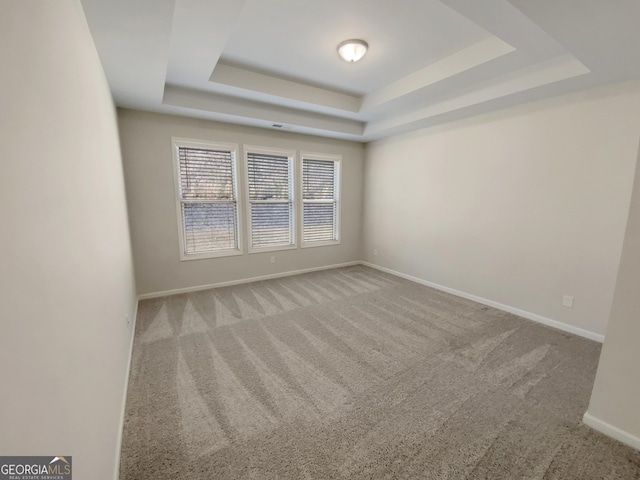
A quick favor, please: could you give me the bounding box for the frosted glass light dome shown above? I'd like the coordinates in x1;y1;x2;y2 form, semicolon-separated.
337;39;368;63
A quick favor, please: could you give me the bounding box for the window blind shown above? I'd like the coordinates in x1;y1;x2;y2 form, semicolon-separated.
247;152;294;248
177;146;238;254
302;158;338;243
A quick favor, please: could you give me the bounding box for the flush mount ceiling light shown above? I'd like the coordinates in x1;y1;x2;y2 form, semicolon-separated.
337;39;368;63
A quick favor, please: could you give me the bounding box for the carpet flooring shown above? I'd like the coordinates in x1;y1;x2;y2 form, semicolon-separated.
120;265;640;479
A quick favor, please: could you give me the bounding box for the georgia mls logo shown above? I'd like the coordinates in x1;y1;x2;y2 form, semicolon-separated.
0;456;72;479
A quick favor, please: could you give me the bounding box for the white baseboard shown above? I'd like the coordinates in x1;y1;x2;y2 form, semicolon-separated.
583;411;640;451
137;260;605;343
137;261;361;300
120;260;626;476
361;261;604;343
114;298;139;480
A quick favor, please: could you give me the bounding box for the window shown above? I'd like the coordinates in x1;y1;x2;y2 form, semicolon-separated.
171;139;341;260
302;153;340;246
172;138;242;260
245;147;295;252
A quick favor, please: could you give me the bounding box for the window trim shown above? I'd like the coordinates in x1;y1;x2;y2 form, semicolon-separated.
299;152;341;249
171;137;244;261
243;145;297;254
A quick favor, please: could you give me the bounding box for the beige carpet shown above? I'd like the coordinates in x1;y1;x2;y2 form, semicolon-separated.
120;265;640;479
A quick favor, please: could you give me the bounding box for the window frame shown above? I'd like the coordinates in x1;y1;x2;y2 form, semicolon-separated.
299;152;341;248
171;137;244;261
243;145;297;254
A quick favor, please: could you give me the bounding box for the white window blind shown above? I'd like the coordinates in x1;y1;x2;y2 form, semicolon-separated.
176;143;240;256
302;157;339;244
246;151;294;249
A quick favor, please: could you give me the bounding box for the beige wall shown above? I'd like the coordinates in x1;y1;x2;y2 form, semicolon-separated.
363;82;640;338
118;109;365;295
0;2;137;480
585;138;640;448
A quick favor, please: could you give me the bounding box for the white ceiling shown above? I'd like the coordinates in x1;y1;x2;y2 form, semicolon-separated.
81;0;640;142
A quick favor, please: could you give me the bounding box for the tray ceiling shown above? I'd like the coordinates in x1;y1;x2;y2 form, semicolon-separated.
82;0;640;142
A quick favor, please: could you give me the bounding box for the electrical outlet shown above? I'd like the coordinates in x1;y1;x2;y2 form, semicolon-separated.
562;295;574;308
270;256;276;264
373;249;378;256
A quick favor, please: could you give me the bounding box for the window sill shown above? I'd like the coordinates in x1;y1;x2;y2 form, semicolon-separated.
179;248;243;261
301;240;340;249
248;244;297;255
